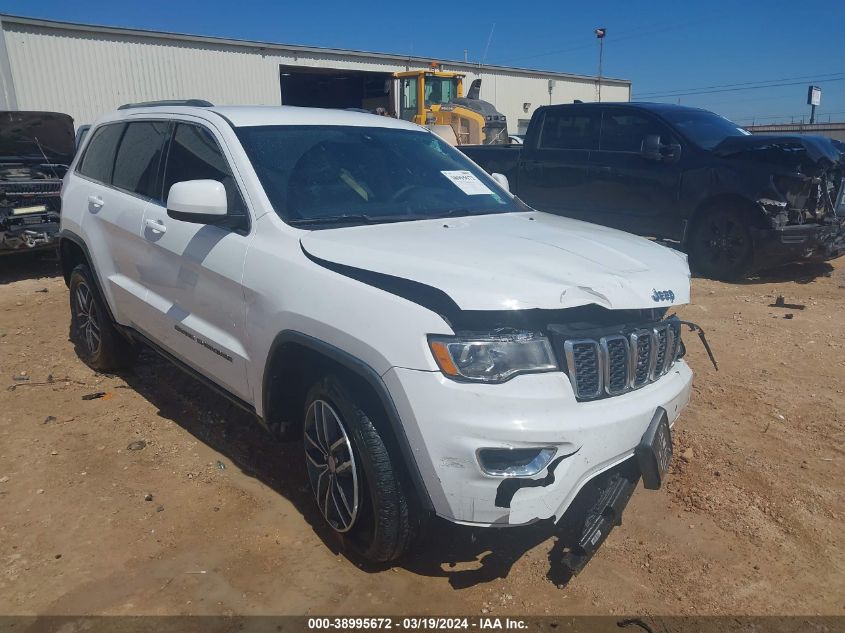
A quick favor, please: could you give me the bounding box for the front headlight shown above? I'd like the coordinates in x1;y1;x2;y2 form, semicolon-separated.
427;330;558;383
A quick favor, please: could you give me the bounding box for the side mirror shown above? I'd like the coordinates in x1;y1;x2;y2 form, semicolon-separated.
642;135;682;163
663;142;682;163
167;180;228;223
641;135;663;161
491;172;510;192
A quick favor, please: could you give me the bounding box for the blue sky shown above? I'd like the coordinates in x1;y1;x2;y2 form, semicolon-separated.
2;0;843;124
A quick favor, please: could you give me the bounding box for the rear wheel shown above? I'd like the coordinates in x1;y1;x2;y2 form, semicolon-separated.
688;208;754;280
303;375;413;563
69;264;136;371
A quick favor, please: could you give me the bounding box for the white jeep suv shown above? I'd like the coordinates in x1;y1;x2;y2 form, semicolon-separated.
60;101;693;569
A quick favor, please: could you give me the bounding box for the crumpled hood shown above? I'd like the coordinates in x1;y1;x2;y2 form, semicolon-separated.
300;212;691;314
713;134;843;166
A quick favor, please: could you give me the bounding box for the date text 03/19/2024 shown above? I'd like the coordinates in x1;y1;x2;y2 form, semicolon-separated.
307;617;529;630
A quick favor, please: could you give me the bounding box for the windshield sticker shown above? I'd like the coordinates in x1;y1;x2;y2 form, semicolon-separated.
441;170;494;195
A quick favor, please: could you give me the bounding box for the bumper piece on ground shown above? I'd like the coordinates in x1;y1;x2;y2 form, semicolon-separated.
558;458;639;575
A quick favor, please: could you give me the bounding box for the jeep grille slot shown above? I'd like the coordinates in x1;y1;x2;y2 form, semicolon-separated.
556;319;682;401
563;339;602;399
601;335;630;395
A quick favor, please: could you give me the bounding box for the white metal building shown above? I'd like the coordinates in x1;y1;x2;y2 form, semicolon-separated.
0;14;631;132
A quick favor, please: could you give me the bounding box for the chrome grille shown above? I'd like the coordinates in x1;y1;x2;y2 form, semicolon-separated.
558;320;682;401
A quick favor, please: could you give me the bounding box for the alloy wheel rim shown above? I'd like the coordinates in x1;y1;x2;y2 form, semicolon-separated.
705;216;745;264
73;282;101;356
303;399;360;533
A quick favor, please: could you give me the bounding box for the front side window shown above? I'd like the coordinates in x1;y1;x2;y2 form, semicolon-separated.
599;112;671;152
539;110;600;150
112;121;169;199
236;125;523;227
77;123;125;183
162;124;245;214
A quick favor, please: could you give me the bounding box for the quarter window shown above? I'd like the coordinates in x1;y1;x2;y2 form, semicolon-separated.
112;121;169;199
77;123;125;184
539;110;600;150
162;124;245;214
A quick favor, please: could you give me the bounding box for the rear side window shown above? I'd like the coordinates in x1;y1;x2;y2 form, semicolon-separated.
112;121;169;200
599;111;670;152
162;124;245;214
539;110;600;150
77;123;125;183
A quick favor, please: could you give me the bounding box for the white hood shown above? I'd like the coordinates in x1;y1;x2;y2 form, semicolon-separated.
300;212;690;312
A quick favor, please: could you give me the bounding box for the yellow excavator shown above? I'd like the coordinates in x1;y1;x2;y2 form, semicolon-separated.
394;69;508;145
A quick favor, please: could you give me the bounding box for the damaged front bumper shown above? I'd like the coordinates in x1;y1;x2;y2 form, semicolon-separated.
750;219;845;271
383;361;692;526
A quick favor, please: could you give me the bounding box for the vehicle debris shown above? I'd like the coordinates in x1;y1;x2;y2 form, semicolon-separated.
43;415;56;424
127;440;147;451
771;296;806;310
678;320;719;370
81;391;108;400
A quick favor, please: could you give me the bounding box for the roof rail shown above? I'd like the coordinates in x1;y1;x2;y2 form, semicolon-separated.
118;99;214;110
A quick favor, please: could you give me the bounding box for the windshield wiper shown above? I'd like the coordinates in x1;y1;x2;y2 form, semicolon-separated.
287;214;376;227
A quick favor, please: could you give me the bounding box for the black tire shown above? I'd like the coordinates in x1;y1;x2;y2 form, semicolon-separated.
688;208;754;281
303;375;413;563
69;264;136;371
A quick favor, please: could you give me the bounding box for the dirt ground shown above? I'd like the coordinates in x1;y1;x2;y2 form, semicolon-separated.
0;251;843;618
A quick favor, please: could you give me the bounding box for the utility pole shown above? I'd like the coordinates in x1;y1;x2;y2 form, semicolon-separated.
464;49;468;63
595;28;606;102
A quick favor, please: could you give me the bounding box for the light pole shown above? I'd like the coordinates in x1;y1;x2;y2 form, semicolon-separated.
595;28;606;102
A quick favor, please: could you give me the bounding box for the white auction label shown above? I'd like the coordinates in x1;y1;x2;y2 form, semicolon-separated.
440;170;494;195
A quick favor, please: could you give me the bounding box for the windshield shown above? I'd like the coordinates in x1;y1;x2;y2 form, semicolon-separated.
658;109;750;150
424;76;458;107
236;125;523;227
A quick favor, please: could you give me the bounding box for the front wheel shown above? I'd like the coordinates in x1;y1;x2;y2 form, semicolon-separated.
69;264;136;371
688;208;754;280
303;376;413;563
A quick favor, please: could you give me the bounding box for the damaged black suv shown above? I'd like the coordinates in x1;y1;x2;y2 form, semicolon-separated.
0;111;74;255
460;103;845;279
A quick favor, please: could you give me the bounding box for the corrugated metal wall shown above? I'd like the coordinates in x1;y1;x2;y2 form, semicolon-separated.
1;19;630;128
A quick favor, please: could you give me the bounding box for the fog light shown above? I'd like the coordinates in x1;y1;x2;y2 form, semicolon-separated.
477;447;556;477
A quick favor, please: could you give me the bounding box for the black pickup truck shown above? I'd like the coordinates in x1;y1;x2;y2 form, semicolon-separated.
459;102;845;279
0;111;74;255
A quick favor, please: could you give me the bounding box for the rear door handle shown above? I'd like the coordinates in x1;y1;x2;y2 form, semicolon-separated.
144;218;167;234
87;195;104;209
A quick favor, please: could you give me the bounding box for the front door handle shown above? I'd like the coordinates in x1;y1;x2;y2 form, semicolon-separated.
144;218;167;234
87;195;104;209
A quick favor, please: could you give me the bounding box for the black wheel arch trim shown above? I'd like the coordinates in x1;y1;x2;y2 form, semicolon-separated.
263;330;435;512
59;229;120;326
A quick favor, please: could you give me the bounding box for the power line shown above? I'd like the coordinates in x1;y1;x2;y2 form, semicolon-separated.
639;76;845;100
733;109;845;124
636;71;845;98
